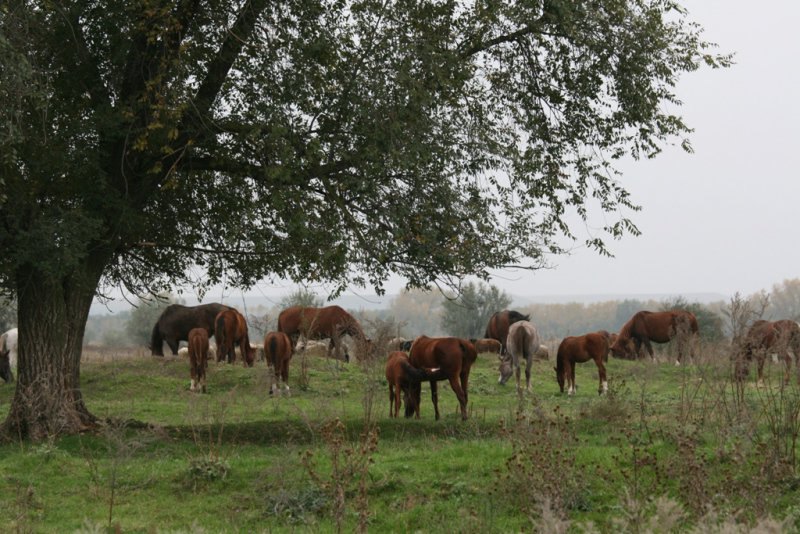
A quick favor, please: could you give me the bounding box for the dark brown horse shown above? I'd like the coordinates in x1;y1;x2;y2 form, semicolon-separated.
215;308;255;366
555;331;610;396
610;310;698;364
277;305;370;362
188;328;210;393
385;351;439;418
150;303;230;356
485;310;530;355
407;336;477;421
737;319;800;384
264;331;293;395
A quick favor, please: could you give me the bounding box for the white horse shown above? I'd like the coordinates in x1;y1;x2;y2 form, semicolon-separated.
498;321;540;392
0;327;18;383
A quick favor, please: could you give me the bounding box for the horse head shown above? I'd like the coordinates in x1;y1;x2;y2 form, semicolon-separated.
497;355;513;385
609;337;636;360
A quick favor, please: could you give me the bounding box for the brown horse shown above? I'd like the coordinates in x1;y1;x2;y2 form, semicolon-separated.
264;331;293;395
385;351;440;418
498;321;540;391
188;328;210;393
737;319;800;384
215;308;255;366
610;310;698;364
555;331;610;396
407;336;477;421
277;305;371;362
485;310;530;355
150;303;230;356
471;338;502;355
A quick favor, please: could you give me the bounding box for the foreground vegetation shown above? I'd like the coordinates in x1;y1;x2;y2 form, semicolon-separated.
1;343;800;532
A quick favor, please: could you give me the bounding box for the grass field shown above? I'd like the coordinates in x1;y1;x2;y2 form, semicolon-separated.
1;343;800;532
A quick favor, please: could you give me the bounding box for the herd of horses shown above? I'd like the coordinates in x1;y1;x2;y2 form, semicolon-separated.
3;302;798;420
140;301;800;421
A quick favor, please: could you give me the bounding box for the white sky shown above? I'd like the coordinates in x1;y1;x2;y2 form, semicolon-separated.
480;0;800;300
98;1;800;311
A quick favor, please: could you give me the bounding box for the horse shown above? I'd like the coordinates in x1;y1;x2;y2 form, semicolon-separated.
407;336;477;420
497;321;540;392
277;305;371;362
736;319;800;384
485;310;530;355
188;328;210;393
150;303;229;356
555;331;610;396
0;328;18;383
610;310;698;364
471;338;502;355
264;331;293;395
215;308;255;366
384;351;440;418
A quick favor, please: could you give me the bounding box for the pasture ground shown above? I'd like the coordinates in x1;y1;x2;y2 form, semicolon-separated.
1;344;800;532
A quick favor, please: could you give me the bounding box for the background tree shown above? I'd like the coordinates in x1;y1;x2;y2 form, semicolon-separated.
0;1;729;439
388;289;445;338
441;282;512;338
766;279;800;321
125;294;178;347
280;289;325;310
0;297;16;334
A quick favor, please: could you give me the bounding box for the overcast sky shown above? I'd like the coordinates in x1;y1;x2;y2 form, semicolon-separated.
477;0;800;300
98;1;800;311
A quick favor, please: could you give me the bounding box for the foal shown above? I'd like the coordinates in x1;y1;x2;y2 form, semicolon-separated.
188;328;210;393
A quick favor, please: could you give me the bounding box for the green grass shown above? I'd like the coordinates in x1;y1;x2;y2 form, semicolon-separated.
1;347;800;532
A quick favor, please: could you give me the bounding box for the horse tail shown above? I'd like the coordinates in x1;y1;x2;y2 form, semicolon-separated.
150;322;164;356
268;335;279;369
556;342;566;376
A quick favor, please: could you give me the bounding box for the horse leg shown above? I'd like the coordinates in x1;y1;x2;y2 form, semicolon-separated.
597;358;608;395
448;375;469;421
167;338;179;356
525;356;533;391
430;380;440;421
389;383;395;417
282;359;290;395
190;354;197;391
566;360;575;395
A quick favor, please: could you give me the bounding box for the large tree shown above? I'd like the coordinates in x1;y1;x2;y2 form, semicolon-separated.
0;0;729;439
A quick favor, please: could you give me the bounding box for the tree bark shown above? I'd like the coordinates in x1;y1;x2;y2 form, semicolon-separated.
1;262;104;441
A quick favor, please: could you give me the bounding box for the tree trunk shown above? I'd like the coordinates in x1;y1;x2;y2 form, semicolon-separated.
2;263;103;441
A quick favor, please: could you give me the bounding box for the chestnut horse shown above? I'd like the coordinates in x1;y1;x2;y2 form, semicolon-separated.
737;319;800;384
471;338;502;355
555;331;610;396
188;328;210;393
215;308;255;366
151;303;230;356
277;305;370;362
264;331;293;395
498;321;540;392
485;310;530;355
407;336;477;421
610;310;698;364
385;351;440;418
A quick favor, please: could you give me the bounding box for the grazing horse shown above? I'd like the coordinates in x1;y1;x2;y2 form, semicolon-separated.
610;310;698;364
264;331;293;395
471;338;503;355
385;351;439;418
485;310;530;355
498;321;540;392
215;308;255;366
737;319;800;384
555;331;610;396
277;305;371;362
188;328;210;393
407;336;477;421
0;328;18;383
150;303;230;356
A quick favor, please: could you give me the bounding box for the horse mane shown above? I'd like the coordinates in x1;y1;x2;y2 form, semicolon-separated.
507;310;530;323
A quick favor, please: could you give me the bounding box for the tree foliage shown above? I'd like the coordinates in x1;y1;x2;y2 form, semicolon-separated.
440;282;512;338
0;0;729;438
659;296;724;343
